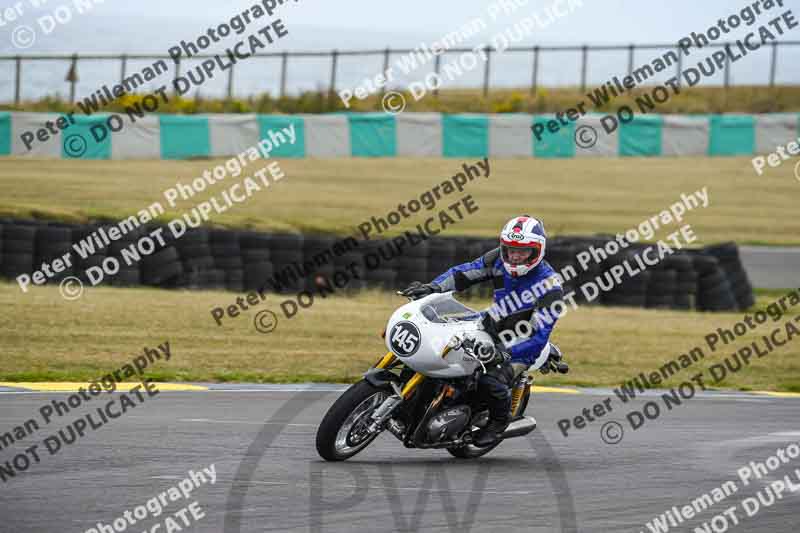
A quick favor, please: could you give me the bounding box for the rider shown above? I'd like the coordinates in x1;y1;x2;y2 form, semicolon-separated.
400;216;567;446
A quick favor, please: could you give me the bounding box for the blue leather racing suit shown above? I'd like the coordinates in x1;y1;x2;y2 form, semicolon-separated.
431;247;564;368
430;247;564;426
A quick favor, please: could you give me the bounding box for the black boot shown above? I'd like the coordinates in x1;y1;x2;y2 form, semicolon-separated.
473;419;509;447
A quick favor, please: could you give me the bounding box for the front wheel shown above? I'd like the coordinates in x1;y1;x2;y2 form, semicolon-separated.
316;380;388;461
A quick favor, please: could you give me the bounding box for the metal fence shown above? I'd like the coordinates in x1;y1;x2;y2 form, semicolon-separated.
3;40;800;104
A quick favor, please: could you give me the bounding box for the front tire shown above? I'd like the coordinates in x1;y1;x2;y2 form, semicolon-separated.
316;380;388;461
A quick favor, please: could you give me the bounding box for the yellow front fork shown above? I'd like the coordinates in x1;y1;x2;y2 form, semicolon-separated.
375;351;396;369
374;352;424;398
401;373;425;399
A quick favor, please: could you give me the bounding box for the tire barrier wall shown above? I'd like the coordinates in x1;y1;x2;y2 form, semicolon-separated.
3;112;799;160
0;218;754;312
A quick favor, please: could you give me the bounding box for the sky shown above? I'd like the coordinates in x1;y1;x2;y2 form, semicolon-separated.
1;0;798;100
5;0;794;49
101;0;775;41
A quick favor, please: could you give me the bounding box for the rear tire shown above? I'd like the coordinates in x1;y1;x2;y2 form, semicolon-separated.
316;380;388;461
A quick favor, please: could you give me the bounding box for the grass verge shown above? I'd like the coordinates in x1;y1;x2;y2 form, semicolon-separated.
0;156;798;245
0;283;797;392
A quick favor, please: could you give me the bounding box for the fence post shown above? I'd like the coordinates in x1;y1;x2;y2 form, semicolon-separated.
580;45;588;92
482;45;493;97
67;54;78;104
14;56;21;105
530;46;539;96
120;54;127;86
329;49;339;102
769;41;778;87
434;54;441;98
627;44;634;77
280;51;288;98
724;45;731;89
381;47;390;99
174;59;181;95
675;44;683;88
227;63;235;102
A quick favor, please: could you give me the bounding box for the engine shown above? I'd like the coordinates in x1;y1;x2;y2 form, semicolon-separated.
425;405;471;443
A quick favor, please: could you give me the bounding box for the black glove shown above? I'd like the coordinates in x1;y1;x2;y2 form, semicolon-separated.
540;353;569;374
398;281;441;300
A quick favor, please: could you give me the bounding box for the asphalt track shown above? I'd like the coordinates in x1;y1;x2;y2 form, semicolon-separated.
1;386;799;533
740;246;800;290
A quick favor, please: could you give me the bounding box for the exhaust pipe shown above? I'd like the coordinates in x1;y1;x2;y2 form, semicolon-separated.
500;416;537;439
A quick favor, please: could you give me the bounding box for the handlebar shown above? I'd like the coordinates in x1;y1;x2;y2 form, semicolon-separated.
395;290;413;302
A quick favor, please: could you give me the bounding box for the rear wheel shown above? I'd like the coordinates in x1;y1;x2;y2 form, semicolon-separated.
316;380;388;461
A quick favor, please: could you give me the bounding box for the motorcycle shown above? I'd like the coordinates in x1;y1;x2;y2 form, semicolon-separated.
315;290;567;461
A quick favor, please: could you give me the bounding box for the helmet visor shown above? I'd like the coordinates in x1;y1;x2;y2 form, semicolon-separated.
501;243;542;266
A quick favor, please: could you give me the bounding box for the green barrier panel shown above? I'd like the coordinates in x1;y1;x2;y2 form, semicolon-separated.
620;115;663;157
442;115;489;157
708;115;755;156
532;116;575;158
160;115;210;160
0;113;10;156
348;114;396;157
61;114;111;160
257;115;305;157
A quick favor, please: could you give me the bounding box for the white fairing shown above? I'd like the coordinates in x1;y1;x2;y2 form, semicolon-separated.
384;292;496;378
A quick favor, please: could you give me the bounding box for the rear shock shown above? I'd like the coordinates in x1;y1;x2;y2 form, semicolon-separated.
510;372;531;417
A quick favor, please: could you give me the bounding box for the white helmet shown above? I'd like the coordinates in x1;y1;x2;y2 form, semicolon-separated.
499;216;547;277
